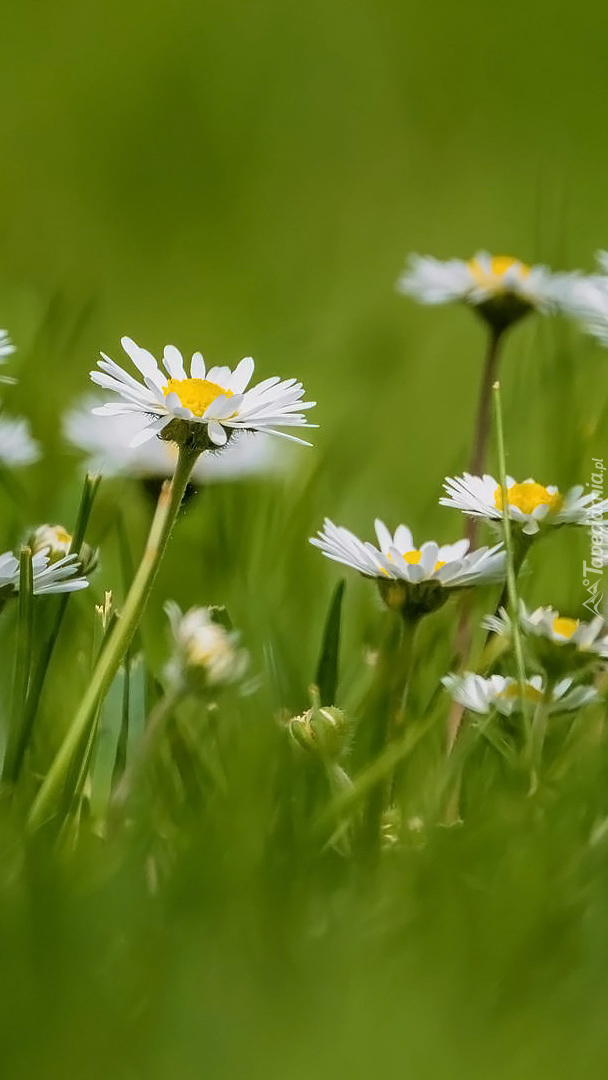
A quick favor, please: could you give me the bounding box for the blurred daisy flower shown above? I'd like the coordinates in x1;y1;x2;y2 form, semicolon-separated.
0;331;16;385
64;396;292;483
397;252;578;331
310;518;505;617
90;337;315;451
442;672;598;716
483;601;608;674
165;602;248;694
441;473;608;536
551;251;608;344
0;548;89;600
0;415;40;467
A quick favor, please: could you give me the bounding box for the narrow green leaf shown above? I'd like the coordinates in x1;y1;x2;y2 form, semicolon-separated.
314;579;345;706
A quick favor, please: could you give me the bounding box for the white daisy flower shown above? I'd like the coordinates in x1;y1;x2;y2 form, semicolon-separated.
442;672;599;716
90;337;315;449
63;395;291;483
549;250;608;344
165;601;248;692
0;330;16;385
310;518;505;616
441;473;608;536
0;549;89;599
483;601;608;675
0;415;40;467
397;252;578;329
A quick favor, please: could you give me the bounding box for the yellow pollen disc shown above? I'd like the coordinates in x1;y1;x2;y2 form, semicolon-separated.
164;377;232;418
56;529;71;545
552;616;579;639
500;683;543;703
468;254;530;290
402;550;446;573
494;482;562;516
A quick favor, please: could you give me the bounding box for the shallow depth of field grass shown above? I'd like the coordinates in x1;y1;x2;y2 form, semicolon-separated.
1;2;608;1077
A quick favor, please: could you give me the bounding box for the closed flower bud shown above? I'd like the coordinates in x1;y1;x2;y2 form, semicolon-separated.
288;698;351;760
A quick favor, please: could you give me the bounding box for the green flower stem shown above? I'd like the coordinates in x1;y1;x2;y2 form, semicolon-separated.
27;444;200;832
492;381;531;744
109;687;184;825
528;677;555;795
361;612;421;858
3;548;34;785
15;473;101;785
466;326;504;547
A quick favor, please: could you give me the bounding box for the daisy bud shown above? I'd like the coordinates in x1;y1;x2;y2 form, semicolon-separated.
288;694;351;760
165;601;248;695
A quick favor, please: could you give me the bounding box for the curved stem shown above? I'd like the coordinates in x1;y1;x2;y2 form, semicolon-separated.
27;444;200;832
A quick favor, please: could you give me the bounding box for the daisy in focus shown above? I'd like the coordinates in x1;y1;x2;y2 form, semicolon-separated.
0;548;89;600
0;415;40;468
441;473;608;536
90;337;315;450
397;252;577;330
310;518;505;617
0;331;16;385
442;672;598;717
64;396;292;483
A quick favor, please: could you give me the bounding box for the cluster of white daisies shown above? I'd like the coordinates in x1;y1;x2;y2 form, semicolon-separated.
1;245;608;698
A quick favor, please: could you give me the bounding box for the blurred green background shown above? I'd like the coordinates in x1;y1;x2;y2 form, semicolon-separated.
2;2;608;1077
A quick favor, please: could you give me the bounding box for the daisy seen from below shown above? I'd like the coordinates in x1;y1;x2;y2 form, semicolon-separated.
0;548;89;602
0;415;40;467
397;251;578;330
441;473;608;536
0;331;16;385
90;337;315;451
64;395;292;483
442;672;599;717
310;517;506;618
483;601;608;675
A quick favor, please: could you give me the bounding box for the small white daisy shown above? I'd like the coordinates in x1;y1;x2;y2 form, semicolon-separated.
0;330;16;385
165;602;248;691
550;250;608;345
483;601;608;675
310;518;505;616
397;252;578;328
0;549;89;598
442;672;598;716
0;415;40;467
63;395;291;483
441;473;608;536
90;337;315;449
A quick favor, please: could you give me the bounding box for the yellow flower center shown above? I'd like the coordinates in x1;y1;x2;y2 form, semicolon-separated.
468;255;530;291
552;616;579;639
499;683;543;703
494;482;562;516
164;378;232;418
402;550;446;572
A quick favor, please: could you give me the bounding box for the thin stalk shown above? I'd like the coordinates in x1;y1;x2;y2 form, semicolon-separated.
109;688;183;822
28;445;199;831
361;612;421;858
492;381;531;744
528;677;555;795
3;548;34;784
16;473;101;782
469;327;505;489
111;512;138;788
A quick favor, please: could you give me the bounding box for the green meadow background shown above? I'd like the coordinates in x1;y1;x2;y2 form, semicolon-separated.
1;1;608;1077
